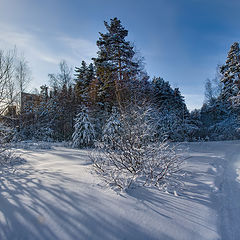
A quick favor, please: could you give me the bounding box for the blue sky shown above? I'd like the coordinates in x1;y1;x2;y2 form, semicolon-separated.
0;0;240;110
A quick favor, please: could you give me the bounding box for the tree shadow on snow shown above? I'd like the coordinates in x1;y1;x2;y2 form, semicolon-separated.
127;154;222;239
0;163;170;240
0;148;225;240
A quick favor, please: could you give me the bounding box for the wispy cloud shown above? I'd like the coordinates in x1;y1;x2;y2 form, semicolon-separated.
0;24;59;64
60;36;97;63
0;23;97;65
0;23;98;89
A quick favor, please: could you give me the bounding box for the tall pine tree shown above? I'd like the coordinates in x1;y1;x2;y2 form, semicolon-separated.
92;17;139;109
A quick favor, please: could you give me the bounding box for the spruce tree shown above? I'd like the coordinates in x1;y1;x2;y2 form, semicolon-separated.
151;77;196;141
75;61;95;105
102;107;122;147
220;42;240;102
72;107;95;148
173;88;189;119
152;77;174;110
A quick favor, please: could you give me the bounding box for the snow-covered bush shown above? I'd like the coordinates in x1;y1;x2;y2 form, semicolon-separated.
72;107;96;148
0;123;16;167
0;125;25;168
0;123;14;143
11;140;55;150
13;125;54;142
91;106;184;191
0;148;25;168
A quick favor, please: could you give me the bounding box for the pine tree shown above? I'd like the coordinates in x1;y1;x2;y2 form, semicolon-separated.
33;98;54;141
72;107;95;148
205;42;240;140
92;17;139;108
189;109;202;140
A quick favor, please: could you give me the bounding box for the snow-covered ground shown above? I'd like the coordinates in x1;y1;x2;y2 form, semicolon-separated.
1;141;240;240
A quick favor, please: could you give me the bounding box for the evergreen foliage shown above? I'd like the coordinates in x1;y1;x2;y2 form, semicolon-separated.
12;20;240;144
220;42;240;102
152;77;174;109
196;42;240;141
75;61;95;105
92;17;139;109
102;107;122;147
72;107;95;148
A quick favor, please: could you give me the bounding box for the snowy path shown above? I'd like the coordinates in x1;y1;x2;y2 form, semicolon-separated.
0;142;240;240
182;141;240;240
211;142;240;240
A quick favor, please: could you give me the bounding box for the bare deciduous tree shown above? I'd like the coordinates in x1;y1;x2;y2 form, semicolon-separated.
0;49;31;115
0;48;31;163
48;60;73;89
0;49;16;115
15;56;31;93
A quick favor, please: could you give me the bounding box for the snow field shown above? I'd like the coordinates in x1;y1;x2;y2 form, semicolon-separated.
0;141;240;239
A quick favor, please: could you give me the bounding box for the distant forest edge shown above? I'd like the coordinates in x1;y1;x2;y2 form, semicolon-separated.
0;17;240;143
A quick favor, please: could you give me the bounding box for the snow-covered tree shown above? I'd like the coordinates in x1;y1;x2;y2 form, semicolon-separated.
152;77;174;110
74;61;95;105
72;107;95;148
208;114;240;140
199;97;234;141
150;77;194;141
155;109;184;141
195;43;240;141
204;78;214;104
172;88;189;119
102;107;122;147
220;42;240;103
17;87;55;141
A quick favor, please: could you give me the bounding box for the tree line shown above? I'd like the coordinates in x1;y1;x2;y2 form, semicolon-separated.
0;17;240;145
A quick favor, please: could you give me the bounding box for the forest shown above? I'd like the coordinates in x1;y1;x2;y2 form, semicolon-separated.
0;18;239;147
